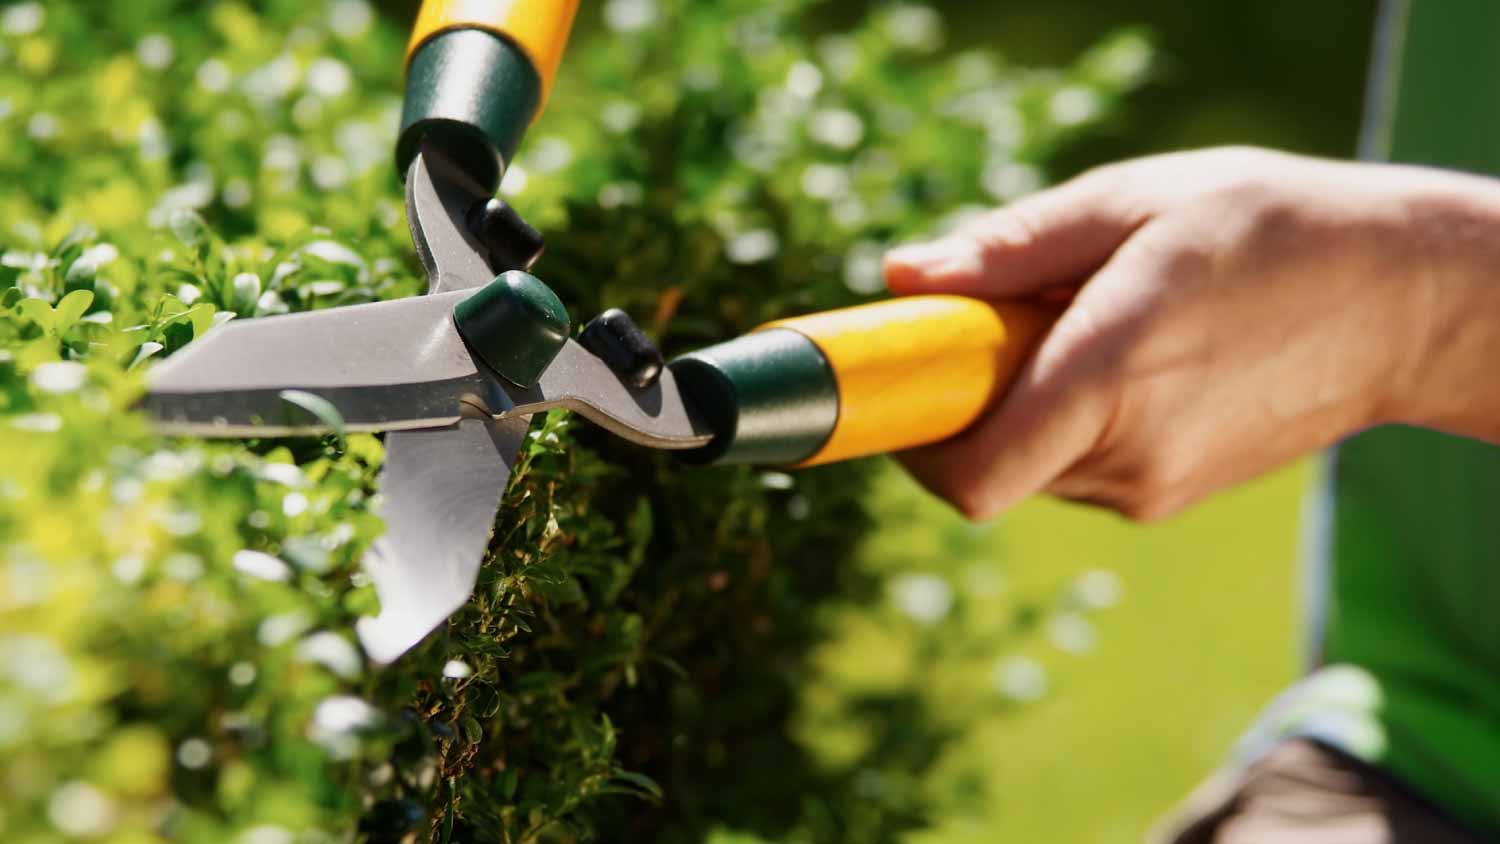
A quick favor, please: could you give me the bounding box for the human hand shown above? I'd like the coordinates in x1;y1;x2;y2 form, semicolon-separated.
884;147;1500;521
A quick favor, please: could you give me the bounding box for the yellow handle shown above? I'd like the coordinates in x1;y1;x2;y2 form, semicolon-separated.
408;0;579;104
765;295;1056;467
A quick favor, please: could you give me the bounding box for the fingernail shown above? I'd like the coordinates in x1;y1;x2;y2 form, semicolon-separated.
885;237;981;279
885;239;953;267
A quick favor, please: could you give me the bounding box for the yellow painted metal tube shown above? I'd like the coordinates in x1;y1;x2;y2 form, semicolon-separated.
408;0;580;103
764;295;1055;467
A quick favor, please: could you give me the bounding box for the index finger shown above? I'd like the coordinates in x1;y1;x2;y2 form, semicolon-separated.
884;166;1148;298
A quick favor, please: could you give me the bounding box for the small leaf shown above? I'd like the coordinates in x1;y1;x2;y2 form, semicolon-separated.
54;290;94;332
459;715;483;745
184;303;216;338
161;320;195;352
471;685;503;718
168;208;209;252
154;294;187;320
299;280;347;298
129;342;165;370
16;299;55;332
607;768;664;800
64;256;97;290
279;389;345;435
53;223;97;257
232;271;261;311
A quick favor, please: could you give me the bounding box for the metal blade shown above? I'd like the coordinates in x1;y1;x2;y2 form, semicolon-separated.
355;415;529;663
353;146;525;664
406;144;496;294
143;145;513;437
141;297;713;449
140;290;509;436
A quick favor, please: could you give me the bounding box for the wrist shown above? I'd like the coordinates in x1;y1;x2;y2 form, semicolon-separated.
1383;167;1500;440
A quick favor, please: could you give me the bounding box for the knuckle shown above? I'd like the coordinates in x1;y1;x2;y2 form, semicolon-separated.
1158;236;1215;281
903;451;1004;523
1200;145;1281;175
1071;161;1151;222
973;203;1045;255
1201;166;1277;214
1118;495;1174;524
1073;160;1132;195
1117;453;1189;523
1074;157;1128;200
953;489;1002;523
1121;223;1213;288
1214;144;1272;162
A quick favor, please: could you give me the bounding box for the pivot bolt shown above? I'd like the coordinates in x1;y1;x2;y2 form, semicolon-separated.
454;271;570;388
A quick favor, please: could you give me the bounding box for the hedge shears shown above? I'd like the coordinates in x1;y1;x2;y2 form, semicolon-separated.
140;0;1053;663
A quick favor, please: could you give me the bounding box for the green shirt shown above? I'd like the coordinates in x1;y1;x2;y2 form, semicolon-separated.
1243;1;1500;835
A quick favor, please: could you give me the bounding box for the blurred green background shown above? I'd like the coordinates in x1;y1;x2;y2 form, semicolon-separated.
934;2;1381;165
834;2;1378;842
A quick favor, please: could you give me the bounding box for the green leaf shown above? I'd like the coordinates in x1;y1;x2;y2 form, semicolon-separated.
16;298;55;333
460;715;483;745
610;769;663;799
53;223;96;257
129;342;165;370
54;290;94;332
185;303;217;338
279;390;345;435
168;208;210;253
64;256;97;290
231;272;261;312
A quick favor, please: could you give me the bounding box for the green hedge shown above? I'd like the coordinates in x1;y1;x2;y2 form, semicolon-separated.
0;1;1147;841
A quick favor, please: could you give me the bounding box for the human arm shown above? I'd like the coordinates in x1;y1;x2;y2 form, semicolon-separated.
884;147;1500;521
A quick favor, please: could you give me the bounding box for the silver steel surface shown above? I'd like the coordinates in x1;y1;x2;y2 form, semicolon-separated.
357;146;520;663
141;295;712;449
356;414;529;663
506;339;713;448
141;289;501;435
137;144;715;661
406;143;497;294
143;146;712;448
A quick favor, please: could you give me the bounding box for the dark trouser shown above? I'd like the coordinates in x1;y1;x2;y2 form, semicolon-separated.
1159;740;1482;844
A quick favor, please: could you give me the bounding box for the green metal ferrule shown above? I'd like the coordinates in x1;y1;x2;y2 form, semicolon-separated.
669;328;840;466
398;28;543;194
454;271;570;388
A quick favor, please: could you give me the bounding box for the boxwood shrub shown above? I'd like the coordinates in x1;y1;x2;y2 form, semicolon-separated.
0;1;1148;841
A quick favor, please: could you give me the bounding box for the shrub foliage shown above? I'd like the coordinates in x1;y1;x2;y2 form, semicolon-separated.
0;1;1147;841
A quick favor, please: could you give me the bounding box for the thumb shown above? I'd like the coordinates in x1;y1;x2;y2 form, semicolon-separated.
884;166;1146;298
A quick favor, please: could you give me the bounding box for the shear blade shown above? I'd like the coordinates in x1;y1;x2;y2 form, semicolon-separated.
135;144;716;662
355;417;528;663
140;289;509;436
